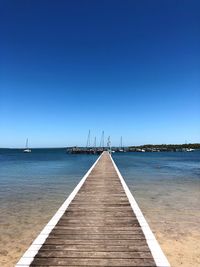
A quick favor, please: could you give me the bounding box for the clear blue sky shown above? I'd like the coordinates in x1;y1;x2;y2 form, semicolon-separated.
0;0;199;148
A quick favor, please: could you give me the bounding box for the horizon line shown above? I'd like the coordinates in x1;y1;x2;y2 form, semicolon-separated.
1;142;200;149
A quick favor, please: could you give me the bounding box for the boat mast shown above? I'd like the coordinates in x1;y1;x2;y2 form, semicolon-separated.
26;138;28;149
107;136;111;153
93;136;96;148
100;131;104;149
86;130;91;148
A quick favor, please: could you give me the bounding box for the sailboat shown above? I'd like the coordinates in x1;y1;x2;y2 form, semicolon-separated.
119;136;125;152
23;138;31;153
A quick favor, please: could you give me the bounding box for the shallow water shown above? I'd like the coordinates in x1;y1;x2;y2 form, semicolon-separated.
113;152;200;266
0;149;200;266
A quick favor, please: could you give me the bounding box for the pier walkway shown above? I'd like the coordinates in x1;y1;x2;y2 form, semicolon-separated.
16;152;170;267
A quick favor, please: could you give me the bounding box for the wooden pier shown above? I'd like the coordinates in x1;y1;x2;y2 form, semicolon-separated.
16;152;170;267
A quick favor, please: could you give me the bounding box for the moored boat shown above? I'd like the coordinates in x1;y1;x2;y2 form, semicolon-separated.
23;138;31;153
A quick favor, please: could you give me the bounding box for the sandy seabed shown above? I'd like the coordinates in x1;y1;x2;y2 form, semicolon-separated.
147;213;200;267
1;204;200;266
160;233;200;267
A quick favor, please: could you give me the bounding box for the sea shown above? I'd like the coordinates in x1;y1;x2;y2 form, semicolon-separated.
0;149;200;266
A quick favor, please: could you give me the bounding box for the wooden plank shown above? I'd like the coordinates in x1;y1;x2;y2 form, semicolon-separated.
35;250;153;259
31;258;156;266
55;218;140;224
62;215;135;220
55;221;140;227
40;244;151;252
53;226;142;231
44;238;149;246
50;229;143;235
47;234;145;240
67;206;134;210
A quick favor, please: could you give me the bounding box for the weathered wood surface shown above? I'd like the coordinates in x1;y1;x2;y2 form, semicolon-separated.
30;152;156;266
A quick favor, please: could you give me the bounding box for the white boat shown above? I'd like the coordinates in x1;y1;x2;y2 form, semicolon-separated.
136;148;146;152
118;136;126;152
23;138;31;153
185;148;194;152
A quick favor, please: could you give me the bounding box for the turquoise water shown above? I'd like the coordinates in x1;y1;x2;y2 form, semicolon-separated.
1;150;199;203
114;151;200;229
113;151;200;181
0;149;200;266
0;149;98;206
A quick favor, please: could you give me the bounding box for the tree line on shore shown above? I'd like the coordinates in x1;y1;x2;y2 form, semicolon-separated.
128;143;200;151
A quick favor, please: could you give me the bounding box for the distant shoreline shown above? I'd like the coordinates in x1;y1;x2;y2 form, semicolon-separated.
1;143;200;152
